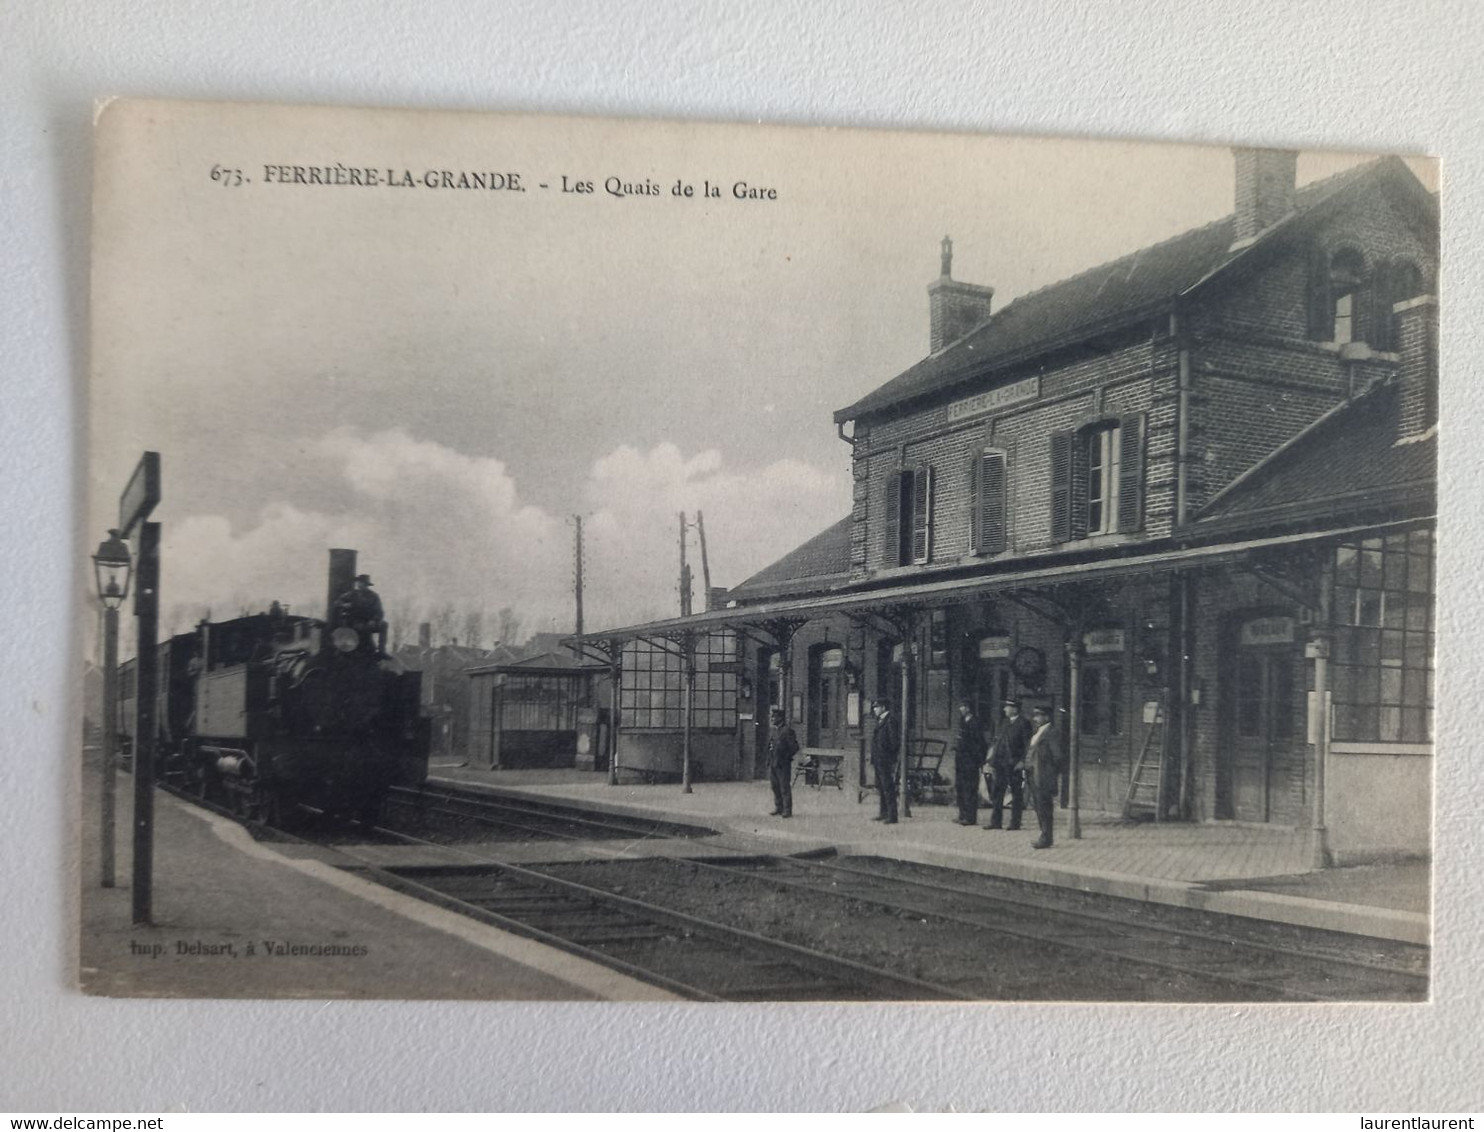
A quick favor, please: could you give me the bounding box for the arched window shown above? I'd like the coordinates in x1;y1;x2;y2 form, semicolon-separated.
1329;247;1365;345
1308;243;1370;344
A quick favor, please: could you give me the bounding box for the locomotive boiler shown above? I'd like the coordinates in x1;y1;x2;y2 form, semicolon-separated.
130;549;429;824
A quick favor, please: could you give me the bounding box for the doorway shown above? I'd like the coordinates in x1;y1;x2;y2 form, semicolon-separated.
808;644;848;749
1216;611;1299;824
1078;658;1128;812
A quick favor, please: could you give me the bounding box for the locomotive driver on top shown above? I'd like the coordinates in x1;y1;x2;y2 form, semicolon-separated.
333;574;388;656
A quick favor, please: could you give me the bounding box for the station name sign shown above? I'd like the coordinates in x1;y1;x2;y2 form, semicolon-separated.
1241;616;1296;646
946;376;1040;424
1083;628;1126;654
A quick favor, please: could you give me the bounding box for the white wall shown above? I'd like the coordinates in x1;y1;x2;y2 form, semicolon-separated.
1329;749;1432;863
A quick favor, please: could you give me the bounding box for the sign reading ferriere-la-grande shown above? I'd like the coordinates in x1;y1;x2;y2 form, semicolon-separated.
946;376;1040;424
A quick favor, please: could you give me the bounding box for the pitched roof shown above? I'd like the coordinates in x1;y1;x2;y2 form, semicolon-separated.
1193;382;1435;537
835;157;1426;423
464;648;603;676
728;514;853;601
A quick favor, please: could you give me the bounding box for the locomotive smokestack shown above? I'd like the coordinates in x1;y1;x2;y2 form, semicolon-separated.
327;548;357;622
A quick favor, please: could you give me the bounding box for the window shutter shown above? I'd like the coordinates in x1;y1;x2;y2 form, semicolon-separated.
1368;260;1395;351
1116;414;1145;533
1307;244;1334;340
911;465;933;564
967;449;982;552
1049;431;1072;543
979;451;1007;554
881;469;902;567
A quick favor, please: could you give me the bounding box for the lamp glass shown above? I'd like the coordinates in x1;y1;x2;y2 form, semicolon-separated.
93;530;132;610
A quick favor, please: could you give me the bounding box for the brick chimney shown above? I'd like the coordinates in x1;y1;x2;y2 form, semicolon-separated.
1231;148;1297;249
1394;294;1437;440
419;621;432;649
928;236;994;354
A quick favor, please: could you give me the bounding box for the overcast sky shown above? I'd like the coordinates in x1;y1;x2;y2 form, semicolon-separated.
88;101;1436;644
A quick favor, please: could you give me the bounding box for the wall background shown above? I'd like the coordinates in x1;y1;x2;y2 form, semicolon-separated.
3;0;1480;1112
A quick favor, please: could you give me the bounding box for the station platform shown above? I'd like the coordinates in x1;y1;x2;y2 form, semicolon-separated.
77;752;680;1000
429;764;1431;945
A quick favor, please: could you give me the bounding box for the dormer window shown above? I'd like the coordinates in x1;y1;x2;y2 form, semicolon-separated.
1310;243;1430;351
1309;244;1368;345
1333;292;1355;346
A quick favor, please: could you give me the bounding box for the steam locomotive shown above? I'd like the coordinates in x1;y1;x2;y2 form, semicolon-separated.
118;549;429;824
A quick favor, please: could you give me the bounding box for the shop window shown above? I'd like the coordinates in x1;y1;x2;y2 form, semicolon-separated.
1050;415;1144;542
1331;530;1434;742
882;464;935;566
969;447;1008;555
619;632;738;729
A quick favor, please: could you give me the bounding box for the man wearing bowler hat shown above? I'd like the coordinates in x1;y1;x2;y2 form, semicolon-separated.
1025;704;1067;849
985;697;1031;831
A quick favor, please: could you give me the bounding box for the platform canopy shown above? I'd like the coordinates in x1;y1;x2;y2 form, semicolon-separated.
567;518;1416;653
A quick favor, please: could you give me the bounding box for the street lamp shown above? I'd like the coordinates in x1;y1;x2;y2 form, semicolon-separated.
93;529;132;888
94;529;132;609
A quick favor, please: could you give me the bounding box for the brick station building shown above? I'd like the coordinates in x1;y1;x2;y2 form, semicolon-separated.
575;149;1437;863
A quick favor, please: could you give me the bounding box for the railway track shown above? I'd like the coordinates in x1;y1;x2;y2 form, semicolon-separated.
544;851;1427;1002
164;779;1427;1001
382;783;718;843
163;779;970;1001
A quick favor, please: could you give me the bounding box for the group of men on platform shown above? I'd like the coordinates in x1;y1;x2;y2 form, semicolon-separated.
765;695;1069;849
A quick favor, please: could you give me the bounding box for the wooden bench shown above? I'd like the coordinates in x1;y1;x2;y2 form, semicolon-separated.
854;737;952;803
793;747;846;790
905;738;949;802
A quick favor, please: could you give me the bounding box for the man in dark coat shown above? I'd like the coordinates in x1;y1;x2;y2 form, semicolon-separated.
766;707;799;818
333;574;387;655
870;700;900;824
985;697;1031;831
952;700;987;825
1026;704;1068;848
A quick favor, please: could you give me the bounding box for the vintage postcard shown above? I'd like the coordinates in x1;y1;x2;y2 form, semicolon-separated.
84;99;1436;1001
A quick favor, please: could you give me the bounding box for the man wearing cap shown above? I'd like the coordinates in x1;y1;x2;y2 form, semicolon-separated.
334;573;387;655
985;698;1031;831
952;700;987;826
1026;704;1067;849
869;700;900;824
766;707;799;818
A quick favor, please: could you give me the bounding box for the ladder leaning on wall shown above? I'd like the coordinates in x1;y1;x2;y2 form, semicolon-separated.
1124;687;1169;821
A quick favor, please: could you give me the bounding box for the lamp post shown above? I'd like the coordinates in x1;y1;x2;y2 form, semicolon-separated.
93;529;132;888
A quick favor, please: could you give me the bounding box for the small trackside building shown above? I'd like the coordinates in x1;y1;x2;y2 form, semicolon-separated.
574;150;1437;863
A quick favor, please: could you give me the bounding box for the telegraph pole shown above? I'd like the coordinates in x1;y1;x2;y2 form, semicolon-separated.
696;511;713;611
678;512;693;616
573;514;584;637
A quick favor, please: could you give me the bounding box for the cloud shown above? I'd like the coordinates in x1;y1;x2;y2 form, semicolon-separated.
155;429;849;643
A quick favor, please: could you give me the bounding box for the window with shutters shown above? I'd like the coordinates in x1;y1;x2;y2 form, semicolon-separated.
1086;424;1121;535
969;447;1008;556
1050;415;1145;543
881;465;935;567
